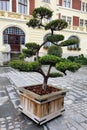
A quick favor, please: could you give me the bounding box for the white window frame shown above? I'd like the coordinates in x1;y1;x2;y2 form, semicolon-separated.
62;15;72;26
82;2;85;11
17;0;29;15
0;0;11;11
80;19;84;26
67;17;71;25
81;2;87;12
62;15;66;21
62;0;72;8
85;20;87;27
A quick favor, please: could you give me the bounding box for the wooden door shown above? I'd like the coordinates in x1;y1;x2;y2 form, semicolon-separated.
8;35;20;51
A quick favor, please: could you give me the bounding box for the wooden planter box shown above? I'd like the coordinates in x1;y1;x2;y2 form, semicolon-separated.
19;84;67;125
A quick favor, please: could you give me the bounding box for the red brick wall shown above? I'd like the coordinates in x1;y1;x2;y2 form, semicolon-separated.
72;0;81;10
29;0;35;15
59;0;62;6
12;0;16;12
73;16;79;26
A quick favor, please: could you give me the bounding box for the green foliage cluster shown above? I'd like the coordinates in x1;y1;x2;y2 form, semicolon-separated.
33;7;53;19
26;18;40;28
9;60;41;72
67;56;78;62
39;55;60;66
46;34;64;43
19;54;25;60
21;42;39;58
47;45;62;57
67;54;87;65
25;42;39;50
9;56;81;76
22;48;34;57
9;54;81;90
45;19;68;31
60;39;79;46
49;72;63;77
56;61;81;74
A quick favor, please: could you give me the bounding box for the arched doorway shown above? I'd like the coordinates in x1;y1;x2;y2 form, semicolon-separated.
3;27;25;52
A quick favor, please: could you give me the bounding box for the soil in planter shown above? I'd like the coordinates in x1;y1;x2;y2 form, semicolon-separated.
24;85;60;96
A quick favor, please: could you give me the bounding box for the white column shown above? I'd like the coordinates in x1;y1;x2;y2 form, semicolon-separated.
10;0;12;12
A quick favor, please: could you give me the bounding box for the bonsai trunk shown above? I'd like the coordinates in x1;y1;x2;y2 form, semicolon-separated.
38;65;52;91
42;76;48;90
36;51;39;61
36;41;47;60
42;65;52;90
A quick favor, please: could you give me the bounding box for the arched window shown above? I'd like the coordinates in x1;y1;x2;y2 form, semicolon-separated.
18;0;28;14
3;27;25;51
67;36;80;51
0;0;10;11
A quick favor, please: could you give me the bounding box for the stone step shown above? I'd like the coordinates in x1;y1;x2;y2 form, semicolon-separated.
11;52;21;60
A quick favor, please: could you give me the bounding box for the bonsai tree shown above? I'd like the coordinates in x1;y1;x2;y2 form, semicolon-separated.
9;7;81;91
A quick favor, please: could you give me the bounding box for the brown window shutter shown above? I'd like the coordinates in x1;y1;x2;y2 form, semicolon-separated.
73;16;79;26
29;0;35;15
59;0;62;6
12;0;16;12
72;0;81;10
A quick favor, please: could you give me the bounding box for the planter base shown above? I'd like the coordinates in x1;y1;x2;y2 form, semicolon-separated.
18;84;67;125
19;105;65;125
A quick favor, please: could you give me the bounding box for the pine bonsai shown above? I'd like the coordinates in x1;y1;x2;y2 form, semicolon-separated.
9;7;81;90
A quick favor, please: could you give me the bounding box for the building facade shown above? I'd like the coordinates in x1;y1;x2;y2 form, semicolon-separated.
58;0;87;57
0;0;87;64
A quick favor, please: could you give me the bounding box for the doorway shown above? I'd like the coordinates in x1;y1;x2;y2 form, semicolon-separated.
3;27;25;52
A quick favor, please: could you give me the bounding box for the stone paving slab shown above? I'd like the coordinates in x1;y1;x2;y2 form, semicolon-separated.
0;67;87;129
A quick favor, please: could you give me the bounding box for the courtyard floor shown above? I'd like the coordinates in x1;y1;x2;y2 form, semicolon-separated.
0;66;87;130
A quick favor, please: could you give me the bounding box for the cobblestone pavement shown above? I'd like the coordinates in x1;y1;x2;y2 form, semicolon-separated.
0;66;87;130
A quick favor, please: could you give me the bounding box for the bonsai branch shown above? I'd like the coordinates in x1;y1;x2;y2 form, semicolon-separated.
47;65;52;78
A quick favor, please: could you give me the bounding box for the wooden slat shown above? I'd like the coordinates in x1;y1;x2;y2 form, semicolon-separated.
20;91;66;122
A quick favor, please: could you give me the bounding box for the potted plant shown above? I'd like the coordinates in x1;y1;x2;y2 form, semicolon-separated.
9;7;81;125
